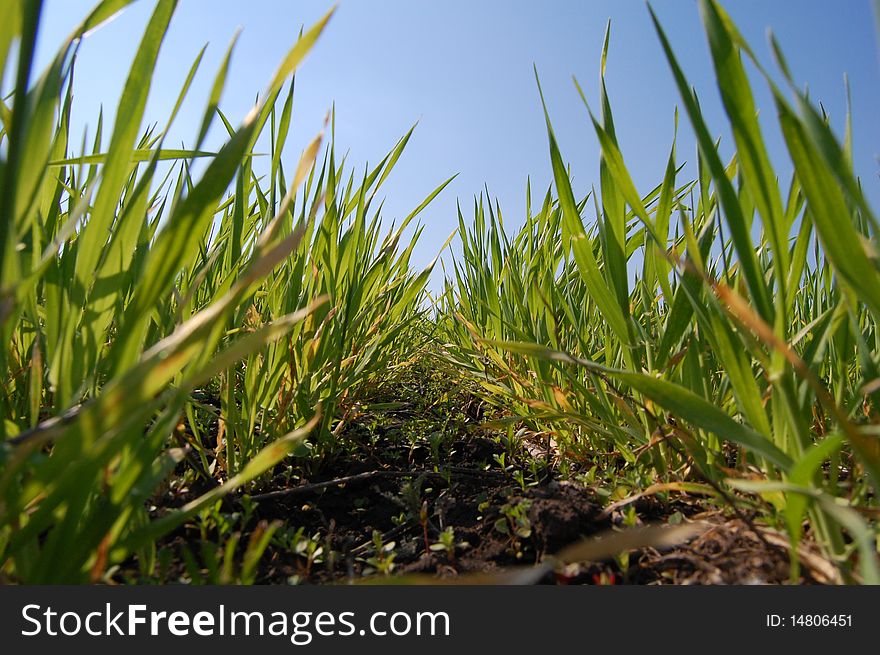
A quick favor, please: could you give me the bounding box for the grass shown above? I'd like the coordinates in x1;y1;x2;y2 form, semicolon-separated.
1;0;878;584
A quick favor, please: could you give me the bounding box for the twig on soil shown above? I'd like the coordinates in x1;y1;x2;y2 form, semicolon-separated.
247;466;508;502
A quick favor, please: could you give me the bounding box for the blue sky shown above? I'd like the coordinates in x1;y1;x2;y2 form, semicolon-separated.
30;0;880;279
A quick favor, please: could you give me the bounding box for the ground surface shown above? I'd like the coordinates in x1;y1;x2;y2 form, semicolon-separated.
124;368;837;585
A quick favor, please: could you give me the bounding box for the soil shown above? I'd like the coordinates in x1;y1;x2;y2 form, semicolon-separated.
136;410;837;585
138;448;836;584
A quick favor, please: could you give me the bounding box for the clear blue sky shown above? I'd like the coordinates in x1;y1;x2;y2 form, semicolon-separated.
31;0;880;279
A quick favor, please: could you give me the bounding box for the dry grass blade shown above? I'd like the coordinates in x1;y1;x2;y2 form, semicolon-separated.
554;522;709;565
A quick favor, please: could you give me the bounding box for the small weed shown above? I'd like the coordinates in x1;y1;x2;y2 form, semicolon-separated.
364;530;397;576
494;499;533;560
429;527;469;564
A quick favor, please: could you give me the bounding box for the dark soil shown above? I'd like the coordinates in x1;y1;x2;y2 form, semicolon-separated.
125;377;837;586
